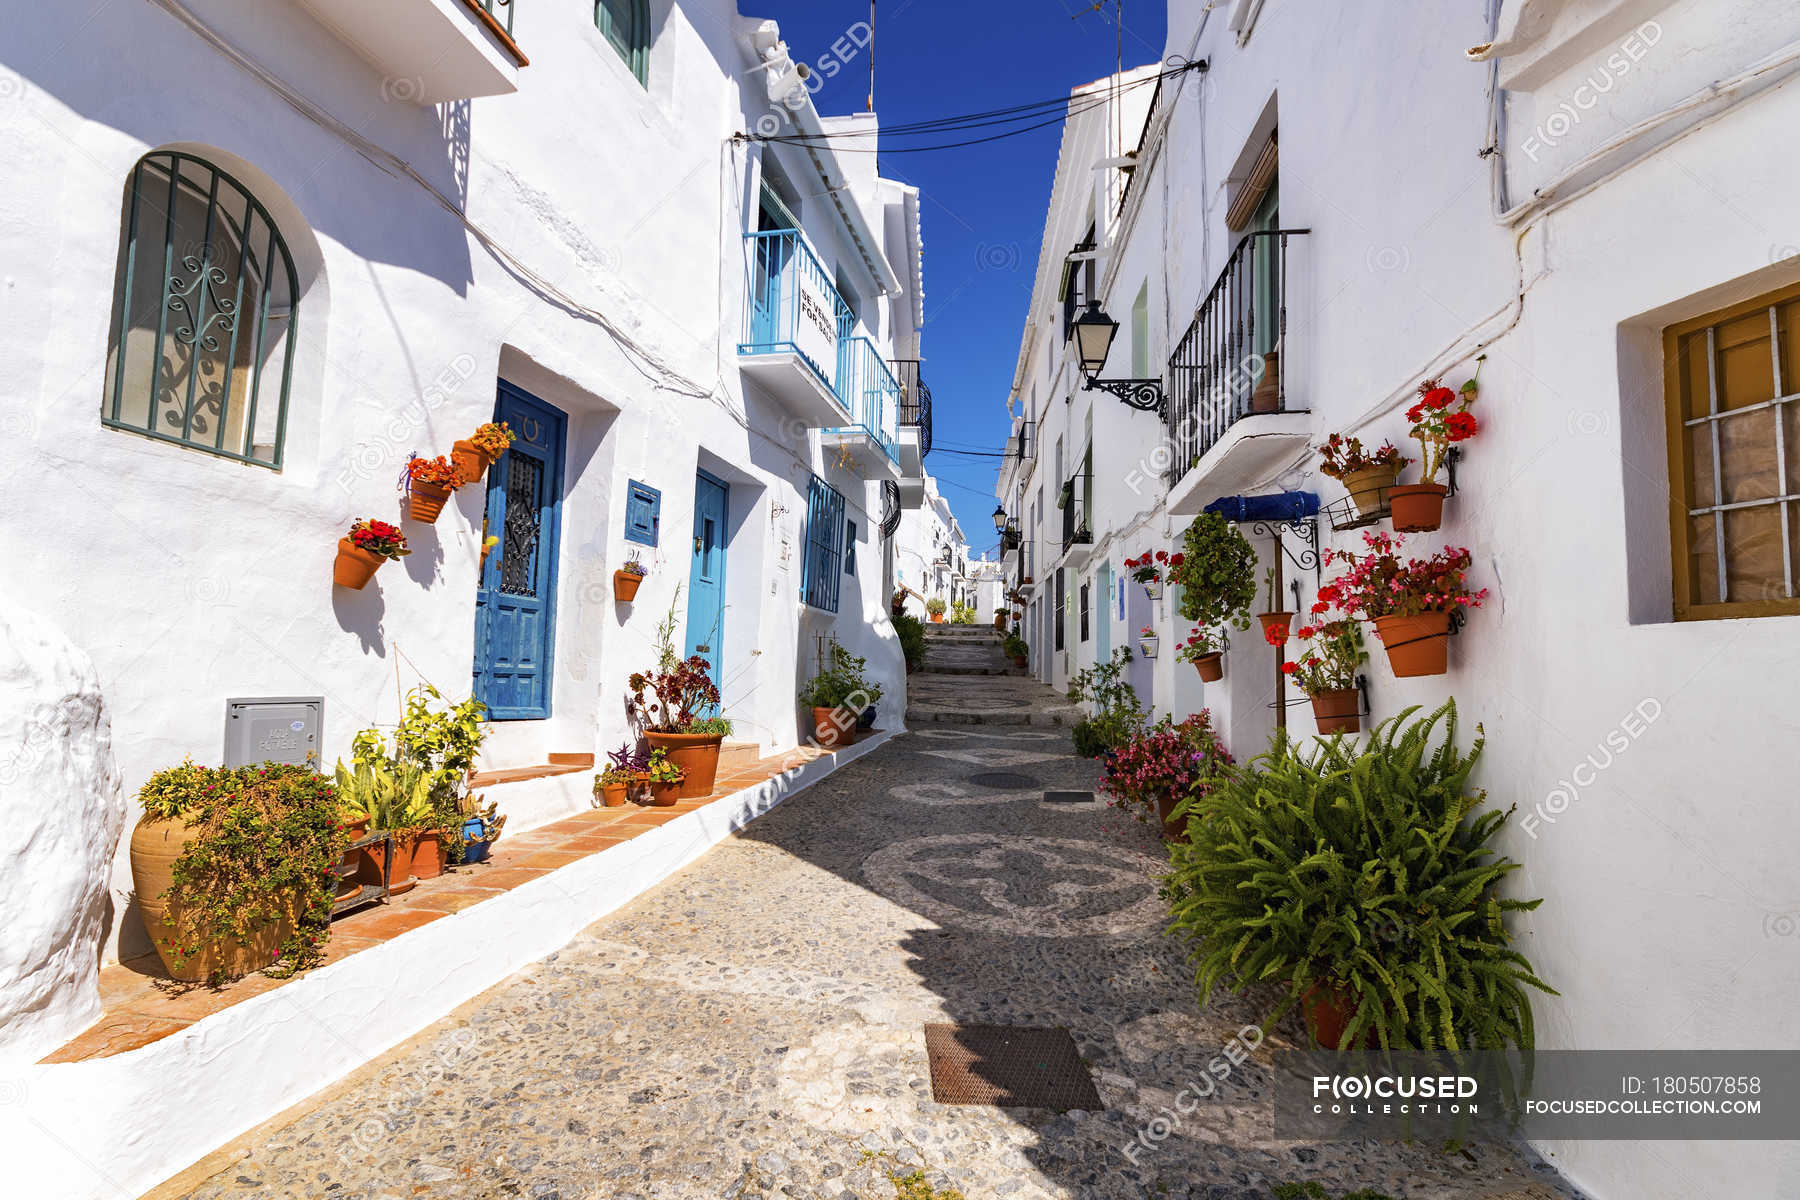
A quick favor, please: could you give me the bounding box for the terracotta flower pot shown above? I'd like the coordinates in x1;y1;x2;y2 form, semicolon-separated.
811;706;850;748
1154;792;1187;843
1373;611;1451;677
646;730;724;798
410;830;444;880
1192;652;1224;682
1310;688;1361;734
929;613;945;624
451;439;492;485
1304;983;1361;1050
1257;611;1294;640
614;570;644;602
1340;465;1398;517
408;481;453;524
629;772;652;804
1388;482;1448;532
333;538;385;590
129;815;299;982
599;780;629;807
385;831;417;895
647;780;682;807
1249;350;1281;414
1010;654;1027;670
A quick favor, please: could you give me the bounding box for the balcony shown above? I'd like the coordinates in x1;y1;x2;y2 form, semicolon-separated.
1059;471;1095;567
890;359;933;504
1164;229;1312;515
741;232;898;476
298;0;525;103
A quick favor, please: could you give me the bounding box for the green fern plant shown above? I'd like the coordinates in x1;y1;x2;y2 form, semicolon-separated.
1163;701;1555;1052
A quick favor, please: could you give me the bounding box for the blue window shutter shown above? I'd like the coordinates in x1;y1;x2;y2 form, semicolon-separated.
801;474;845;612
625;480;660;546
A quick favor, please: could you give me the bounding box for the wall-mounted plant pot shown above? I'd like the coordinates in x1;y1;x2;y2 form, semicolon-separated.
451;439;492;485
647;780;682;806
129;816;298;982
811;706;850;749
614;570;644;602
1142;580;1163;601
408;482;452;523
1192;652;1224;682
410;830;444;880
1310;689;1361;734
1256;611;1294;641
599;781;628;808
1388;483;1448;532
1138;636;1159;658
1341;465;1398;518
646;730;724;798
333;539;385;590
1372;611;1451;676
461;816;492;863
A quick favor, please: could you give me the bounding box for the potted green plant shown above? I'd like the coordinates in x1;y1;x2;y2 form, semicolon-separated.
925;597;947;624
1391;361;1481;532
1175;627;1224;681
1123;551;1173;600
351;685;487;869
334;518;409;589
643;747;686;806
798;644;882;749
333;757;435;894
452;421;514;484
627;593;730;797
614;550;648;602
597;744;643;807
1170;512;1256;638
458;796;504;863
1066;649;1146;758
1098;711;1231;842
1163;702;1555;1052
1282;620;1366;733
1318;434;1411;519
893;613;926;675
128;761;349;983
1318;532;1486;677
1003;631;1029;669
406;454;462;523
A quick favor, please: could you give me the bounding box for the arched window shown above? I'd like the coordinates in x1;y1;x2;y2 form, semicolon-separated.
103;152;299;468
595;0;649;85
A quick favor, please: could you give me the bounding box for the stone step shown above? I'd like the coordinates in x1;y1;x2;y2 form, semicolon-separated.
903;706;1080;727
918;665;1028;677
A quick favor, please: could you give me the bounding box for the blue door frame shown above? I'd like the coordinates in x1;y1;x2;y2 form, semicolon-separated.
472;382;566;720
684;470;729;701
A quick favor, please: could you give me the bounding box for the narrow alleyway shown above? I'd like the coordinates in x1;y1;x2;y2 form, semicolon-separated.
165;630;1576;1200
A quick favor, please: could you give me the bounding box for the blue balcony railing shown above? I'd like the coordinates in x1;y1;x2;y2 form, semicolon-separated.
741;230;897;462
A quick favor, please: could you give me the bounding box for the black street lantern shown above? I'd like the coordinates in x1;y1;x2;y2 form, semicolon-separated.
1077;300;1167;419
991;504;1008;533
1072;302;1120;377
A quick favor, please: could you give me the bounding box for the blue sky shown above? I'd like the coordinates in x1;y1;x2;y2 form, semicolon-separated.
755;0;1168;555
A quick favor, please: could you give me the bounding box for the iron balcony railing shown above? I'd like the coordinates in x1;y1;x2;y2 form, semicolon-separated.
890;359;934;459
741;230;897;462
1060;471;1092;554
1165;228;1310;483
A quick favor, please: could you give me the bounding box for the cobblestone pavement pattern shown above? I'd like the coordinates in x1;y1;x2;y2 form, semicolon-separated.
175;629;1579;1200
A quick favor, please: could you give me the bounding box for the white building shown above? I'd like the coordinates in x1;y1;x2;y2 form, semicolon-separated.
1004;2;1800;1196
891;471;974;618
1;0;929;1135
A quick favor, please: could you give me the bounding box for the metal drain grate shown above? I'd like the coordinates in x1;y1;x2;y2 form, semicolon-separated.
1041;790;1094;804
966;771;1038;789
923;1024;1102;1110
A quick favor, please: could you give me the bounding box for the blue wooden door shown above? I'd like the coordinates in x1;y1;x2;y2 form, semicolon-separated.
684;471;728;695
473;382;565;720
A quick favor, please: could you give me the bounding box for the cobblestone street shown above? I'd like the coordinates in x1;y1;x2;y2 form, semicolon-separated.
166;632;1576;1200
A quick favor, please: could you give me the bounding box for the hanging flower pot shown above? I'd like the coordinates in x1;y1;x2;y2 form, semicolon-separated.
408;481;452;523
1342;465;1400;517
1137;627;1159;658
1372;611;1451;677
1309;688;1361;735
1192;652;1224;681
1387;483;1448;532
614;568;645;602
1256;611;1294;642
1319;435;1411;518
406;455;461;524
334;519;409;589
450;439;492;485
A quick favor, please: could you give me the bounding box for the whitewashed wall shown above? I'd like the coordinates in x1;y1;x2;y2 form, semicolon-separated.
1;0;912;967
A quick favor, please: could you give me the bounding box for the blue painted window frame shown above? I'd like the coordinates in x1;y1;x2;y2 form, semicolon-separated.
801;474;846;613
624;479;661;546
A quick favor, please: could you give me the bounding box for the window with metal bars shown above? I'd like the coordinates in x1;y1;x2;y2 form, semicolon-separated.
103;152;299;468
801;474;846;612
1664;281;1800;619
